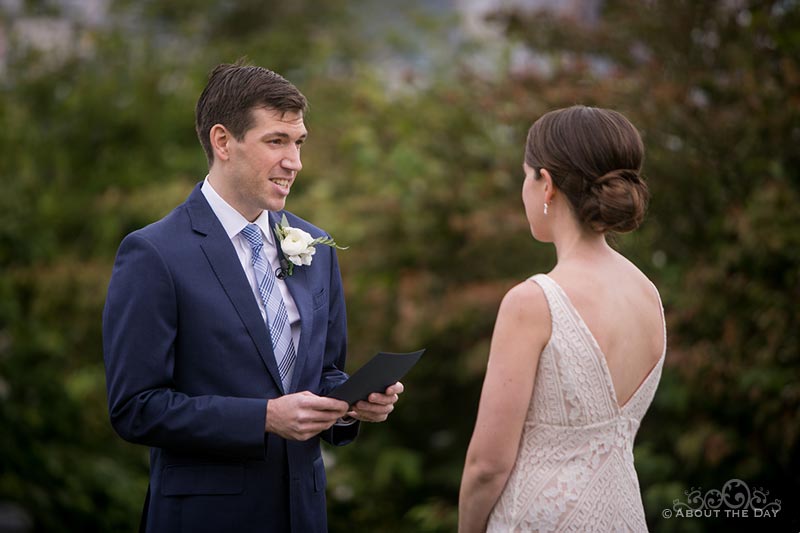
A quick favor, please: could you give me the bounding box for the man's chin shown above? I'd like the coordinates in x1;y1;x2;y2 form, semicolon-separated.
265;197;288;212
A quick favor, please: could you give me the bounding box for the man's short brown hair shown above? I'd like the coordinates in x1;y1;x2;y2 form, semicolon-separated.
195;61;308;167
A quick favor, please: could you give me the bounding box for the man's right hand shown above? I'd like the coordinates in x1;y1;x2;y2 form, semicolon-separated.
265;391;350;441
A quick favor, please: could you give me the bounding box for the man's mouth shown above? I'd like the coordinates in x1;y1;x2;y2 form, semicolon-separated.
270;178;291;189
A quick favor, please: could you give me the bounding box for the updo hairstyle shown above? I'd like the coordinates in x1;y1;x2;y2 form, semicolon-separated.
525;106;649;233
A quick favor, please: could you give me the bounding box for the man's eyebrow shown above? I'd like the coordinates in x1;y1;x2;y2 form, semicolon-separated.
260;131;308;141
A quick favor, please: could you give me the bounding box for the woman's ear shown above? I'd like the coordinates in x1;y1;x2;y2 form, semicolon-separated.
540;168;555;204
210;124;231;162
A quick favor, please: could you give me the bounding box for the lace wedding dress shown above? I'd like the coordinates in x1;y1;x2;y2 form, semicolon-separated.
486;274;666;533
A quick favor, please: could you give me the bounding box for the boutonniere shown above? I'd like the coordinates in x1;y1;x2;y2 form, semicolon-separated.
274;214;348;276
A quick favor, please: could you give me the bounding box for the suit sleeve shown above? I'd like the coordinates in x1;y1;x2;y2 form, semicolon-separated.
103;233;268;459
317;246;360;445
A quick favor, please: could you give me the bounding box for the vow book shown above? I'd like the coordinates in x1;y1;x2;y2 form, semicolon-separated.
326;349;425;404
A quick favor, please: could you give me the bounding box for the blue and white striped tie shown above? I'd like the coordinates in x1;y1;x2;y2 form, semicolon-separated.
240;224;296;390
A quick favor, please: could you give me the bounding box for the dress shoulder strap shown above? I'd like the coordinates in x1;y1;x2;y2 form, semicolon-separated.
527;274;566;323
649;278;668;359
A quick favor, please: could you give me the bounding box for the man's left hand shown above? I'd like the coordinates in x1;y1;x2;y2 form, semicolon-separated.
347;382;404;423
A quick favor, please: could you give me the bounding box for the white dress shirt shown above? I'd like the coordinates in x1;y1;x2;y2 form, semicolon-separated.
202;179;357;424
201;179;301;351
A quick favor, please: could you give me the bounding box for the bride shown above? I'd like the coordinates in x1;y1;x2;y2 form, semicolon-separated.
459;106;666;532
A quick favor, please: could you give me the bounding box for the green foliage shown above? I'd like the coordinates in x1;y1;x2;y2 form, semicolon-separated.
0;0;797;531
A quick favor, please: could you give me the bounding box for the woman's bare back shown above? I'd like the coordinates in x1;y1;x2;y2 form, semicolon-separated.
548;251;665;408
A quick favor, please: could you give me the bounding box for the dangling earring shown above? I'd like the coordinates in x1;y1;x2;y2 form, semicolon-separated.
543;203;549;215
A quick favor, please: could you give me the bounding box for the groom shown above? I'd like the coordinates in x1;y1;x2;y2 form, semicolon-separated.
102;62;403;533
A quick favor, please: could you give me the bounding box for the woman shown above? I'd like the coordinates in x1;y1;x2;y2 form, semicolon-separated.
459;106;666;532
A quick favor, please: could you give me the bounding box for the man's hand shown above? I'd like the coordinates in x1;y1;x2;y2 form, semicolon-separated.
347;381;404;423
265;391;350;441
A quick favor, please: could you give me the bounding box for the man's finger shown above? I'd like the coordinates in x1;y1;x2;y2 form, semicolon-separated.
385;381;404;395
366;392;398;405
298;394;349;412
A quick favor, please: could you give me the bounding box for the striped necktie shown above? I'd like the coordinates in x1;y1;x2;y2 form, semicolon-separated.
240;224;296;390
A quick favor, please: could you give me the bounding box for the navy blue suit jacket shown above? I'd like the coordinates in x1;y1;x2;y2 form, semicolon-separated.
103;184;359;532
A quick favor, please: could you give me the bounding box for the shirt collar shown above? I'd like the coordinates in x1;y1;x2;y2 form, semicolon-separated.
201;177;274;245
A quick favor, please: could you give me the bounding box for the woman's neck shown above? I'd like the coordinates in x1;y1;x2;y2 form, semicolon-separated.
552;223;613;265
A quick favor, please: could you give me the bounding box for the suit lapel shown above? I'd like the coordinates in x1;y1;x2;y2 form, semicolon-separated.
186;186;285;392
269;211;312;393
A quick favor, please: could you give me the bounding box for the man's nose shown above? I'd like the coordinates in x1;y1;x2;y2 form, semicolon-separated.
281;146;302;172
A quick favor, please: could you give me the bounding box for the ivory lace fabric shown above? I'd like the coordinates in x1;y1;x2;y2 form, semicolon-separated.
486;274;666;533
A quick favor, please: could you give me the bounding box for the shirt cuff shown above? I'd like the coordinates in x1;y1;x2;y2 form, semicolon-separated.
335;415;358;426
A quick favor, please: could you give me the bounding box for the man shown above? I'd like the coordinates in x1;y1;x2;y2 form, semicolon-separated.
103;62;403;533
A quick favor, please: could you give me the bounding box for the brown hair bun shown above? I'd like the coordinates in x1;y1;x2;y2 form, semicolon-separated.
580;168;649;233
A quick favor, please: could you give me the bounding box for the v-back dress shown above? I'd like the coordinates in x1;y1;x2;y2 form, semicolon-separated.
486;274;666;533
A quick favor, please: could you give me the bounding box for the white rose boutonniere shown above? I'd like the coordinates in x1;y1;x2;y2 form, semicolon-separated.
274;214;348;276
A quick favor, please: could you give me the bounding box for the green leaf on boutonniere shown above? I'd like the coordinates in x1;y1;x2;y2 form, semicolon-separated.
311;236;349;250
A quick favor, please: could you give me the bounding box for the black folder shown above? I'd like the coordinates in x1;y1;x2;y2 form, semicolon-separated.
327;349;425;404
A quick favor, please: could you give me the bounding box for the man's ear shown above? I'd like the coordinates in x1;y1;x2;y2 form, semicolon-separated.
210;124;231;162
540;168;555;204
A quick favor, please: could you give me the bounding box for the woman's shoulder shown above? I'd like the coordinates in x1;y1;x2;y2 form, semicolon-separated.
489;277;552;363
498;276;551;325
